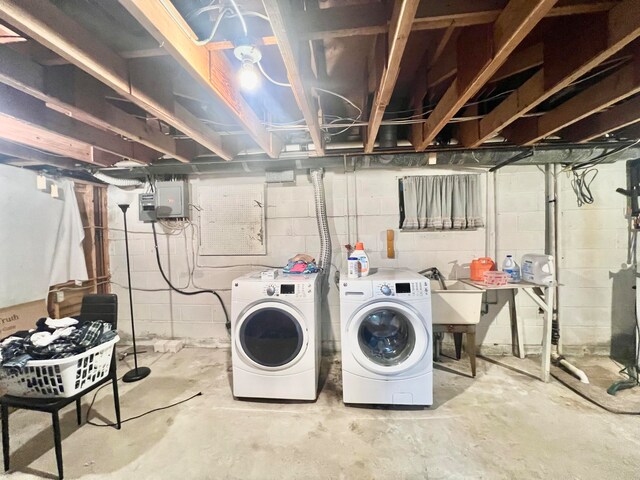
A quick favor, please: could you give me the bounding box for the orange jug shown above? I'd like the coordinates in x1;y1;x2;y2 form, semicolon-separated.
470;257;496;281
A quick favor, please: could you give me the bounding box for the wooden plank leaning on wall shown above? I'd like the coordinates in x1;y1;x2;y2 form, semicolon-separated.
47;181;110;318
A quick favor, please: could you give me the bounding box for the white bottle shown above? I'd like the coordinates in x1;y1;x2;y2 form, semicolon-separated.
352;242;370;277
347;257;360;279
502;255;521;283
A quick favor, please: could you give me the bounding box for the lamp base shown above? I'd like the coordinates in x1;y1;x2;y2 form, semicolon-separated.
122;366;151;383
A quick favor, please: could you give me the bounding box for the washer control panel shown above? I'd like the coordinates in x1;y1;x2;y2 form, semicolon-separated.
373;281;430;298
262;283;313;298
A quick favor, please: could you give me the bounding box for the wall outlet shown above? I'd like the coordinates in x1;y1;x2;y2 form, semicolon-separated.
36;175;47;191
55;291;64;303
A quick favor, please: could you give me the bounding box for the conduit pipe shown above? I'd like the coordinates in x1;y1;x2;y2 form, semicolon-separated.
311;168;331;274
547;164;589;384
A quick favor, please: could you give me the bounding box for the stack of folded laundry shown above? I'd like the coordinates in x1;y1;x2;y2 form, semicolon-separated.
283;254;320;274
0;317;117;369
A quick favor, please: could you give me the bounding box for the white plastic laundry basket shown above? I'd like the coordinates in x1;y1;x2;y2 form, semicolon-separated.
0;336;119;398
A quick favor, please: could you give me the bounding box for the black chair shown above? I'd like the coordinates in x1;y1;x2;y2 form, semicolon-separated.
0;294;121;479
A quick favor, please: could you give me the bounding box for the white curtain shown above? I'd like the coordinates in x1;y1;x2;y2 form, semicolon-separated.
402;174;484;230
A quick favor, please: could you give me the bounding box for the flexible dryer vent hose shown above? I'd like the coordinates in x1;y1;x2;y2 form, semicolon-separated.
311;168;331;273
93;171;143;187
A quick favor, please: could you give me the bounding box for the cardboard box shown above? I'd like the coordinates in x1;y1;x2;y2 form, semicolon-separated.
0;299;48;340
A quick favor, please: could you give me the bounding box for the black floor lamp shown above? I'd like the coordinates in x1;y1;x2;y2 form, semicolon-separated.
119;203;151;383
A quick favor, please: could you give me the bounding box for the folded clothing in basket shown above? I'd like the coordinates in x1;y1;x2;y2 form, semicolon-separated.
0;320;116;370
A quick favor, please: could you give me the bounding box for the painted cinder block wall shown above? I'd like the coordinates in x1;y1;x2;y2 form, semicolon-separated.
108;161;633;355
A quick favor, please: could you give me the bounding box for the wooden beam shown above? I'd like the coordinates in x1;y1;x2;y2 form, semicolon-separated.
0;45;192;163
262;0;324;155
430;23;457;69
119;0;282;158
0;138;79;169
491;42;543;82
561;95;640;142
0;0;234;160
619;121;640;139
365;0;420;153
462;0;640;147
0;116;109;165
510;57;640;144
0;23;23;43
415;0;556;151
0;83;155;164
206;36;277;51
297;0;616;41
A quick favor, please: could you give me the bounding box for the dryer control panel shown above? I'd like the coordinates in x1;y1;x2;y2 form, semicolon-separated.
373;280;430;298
263;283;313;298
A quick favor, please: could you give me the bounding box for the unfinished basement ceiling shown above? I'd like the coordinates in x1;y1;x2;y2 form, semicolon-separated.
0;0;639;174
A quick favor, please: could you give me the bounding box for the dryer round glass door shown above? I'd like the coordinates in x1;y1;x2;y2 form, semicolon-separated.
347;301;429;375
237;303;307;369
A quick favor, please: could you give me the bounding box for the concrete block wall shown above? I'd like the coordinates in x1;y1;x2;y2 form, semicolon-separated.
107;161;633;355
556;161;634;356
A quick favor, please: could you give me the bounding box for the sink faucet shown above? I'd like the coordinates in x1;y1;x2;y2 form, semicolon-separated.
419;267;447;290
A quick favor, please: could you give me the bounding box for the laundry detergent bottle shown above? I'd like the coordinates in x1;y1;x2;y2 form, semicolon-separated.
352;242;370;277
502;255;521;283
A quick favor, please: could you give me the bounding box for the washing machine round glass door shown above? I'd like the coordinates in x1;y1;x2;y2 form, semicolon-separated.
236;302;308;370
347;301;429;375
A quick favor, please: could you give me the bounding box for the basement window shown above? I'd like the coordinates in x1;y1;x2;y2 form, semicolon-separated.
399;174;484;230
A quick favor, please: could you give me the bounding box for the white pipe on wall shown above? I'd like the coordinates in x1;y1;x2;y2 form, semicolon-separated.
550;164;589;384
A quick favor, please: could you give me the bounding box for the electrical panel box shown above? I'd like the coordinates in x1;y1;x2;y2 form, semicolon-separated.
156;181;189;219
138;181;190;222
139;193;157;223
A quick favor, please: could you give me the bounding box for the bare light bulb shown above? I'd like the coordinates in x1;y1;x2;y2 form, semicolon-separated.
239;61;260;91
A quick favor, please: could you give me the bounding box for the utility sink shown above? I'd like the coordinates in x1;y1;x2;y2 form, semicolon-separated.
430;280;485;325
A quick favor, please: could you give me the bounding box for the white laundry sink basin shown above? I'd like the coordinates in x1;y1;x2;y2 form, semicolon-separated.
430;280;485;325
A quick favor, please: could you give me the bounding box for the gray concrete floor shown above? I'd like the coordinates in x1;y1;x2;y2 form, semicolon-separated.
3;347;640;480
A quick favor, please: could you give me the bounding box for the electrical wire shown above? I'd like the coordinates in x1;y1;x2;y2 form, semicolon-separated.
567;140;640;207
570;168;598;207
315;88;363;136
227;0;247;35
151;222;231;332
257;61;291;87
85;377;203;428
194;7;231;46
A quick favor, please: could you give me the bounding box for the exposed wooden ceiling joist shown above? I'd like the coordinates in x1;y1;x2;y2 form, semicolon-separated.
0;138;79;169
413;0;557;151
119;0;283;159
460;0;640;147
365;0;420;153
509;56;640;144
561;95;640;142
262;0;324;156
0;0;233;161
0;45;193;163
0;83;155;164
297;0;616;41
619;120;640;139
0;115;110;166
491;42;543;82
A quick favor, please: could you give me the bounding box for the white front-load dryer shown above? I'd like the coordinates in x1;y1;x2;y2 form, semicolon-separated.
231;271;321;400
340;268;432;406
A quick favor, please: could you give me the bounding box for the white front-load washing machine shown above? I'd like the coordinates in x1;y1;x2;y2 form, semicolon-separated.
231;271;321;400
340;268;433;406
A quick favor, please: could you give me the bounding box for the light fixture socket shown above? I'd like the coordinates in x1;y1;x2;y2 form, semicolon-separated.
233;44;262;64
